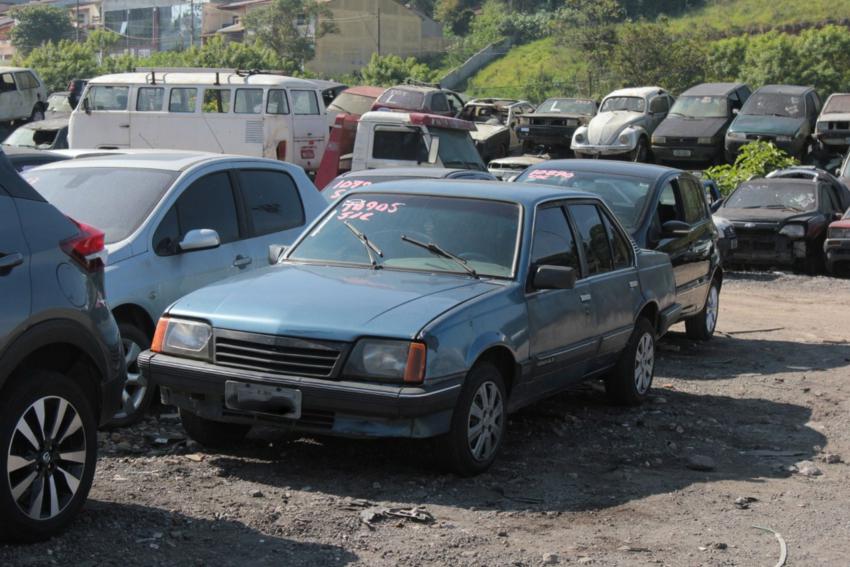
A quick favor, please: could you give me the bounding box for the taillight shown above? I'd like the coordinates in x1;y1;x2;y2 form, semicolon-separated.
276;141;287;161
61;218;105;273
300;147;315;160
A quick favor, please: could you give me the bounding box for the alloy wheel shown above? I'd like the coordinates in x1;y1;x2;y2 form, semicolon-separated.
633;333;655;394
467;381;504;462
114;338;148;421
6;396;87;521
705;286;719;334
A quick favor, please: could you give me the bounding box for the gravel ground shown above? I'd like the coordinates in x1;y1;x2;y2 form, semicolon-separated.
2;271;850;567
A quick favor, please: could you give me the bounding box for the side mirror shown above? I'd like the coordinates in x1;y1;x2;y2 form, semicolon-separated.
533;265;577;290
732;108;740;115
710;199;724;213
662;220;691;236
427;137;440;164
178;229;220;253
268;244;288;265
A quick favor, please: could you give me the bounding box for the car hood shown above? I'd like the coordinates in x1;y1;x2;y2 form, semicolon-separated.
654;116;727;139
729;115;805;136
587;111;643;145
471;123;507;142
168;263;503;341
719;207;820;224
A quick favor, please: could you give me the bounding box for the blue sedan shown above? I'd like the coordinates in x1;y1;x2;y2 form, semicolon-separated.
140;181;679;475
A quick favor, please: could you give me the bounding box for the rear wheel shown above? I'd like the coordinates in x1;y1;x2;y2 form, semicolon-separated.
109;323;156;427
180;410;250;449
0;371;97;542
605;318;655;405
685;280;720;340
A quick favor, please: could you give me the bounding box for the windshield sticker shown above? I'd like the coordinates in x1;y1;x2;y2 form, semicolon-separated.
328;179;372;200
337;198;405;221
526;169;575;181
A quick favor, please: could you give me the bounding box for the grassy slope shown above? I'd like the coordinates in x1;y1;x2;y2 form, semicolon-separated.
467;0;847;100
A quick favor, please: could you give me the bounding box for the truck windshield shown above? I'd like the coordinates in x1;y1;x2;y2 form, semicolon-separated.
433;127;486;171
290;193;520;278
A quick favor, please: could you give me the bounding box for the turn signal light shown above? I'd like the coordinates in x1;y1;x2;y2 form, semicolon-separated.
403;342;427;385
151;317;169;353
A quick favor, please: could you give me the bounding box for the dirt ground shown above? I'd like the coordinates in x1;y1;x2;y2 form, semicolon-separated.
2;271;850;567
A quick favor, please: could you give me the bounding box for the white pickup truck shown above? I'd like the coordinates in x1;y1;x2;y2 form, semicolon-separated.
314;110;487;189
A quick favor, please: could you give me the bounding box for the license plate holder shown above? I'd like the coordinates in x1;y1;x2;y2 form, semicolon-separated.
224;381;302;419
673;149;692;157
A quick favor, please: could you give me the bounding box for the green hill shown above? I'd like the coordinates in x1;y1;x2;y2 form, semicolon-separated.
467;0;849;101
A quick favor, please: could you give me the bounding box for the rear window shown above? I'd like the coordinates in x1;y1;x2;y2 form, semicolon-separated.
3;125;59;149
377;88;424;110
328;92;375;116
23;167;176;244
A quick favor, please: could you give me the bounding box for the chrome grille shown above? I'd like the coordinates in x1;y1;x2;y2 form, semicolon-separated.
214;329;346;379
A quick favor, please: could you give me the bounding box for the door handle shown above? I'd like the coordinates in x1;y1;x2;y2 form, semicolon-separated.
579;293;592;303
233;255;252;269
0;252;24;273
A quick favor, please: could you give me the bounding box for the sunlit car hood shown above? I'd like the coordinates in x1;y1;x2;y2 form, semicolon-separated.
587;111;643;145
168;263;502;341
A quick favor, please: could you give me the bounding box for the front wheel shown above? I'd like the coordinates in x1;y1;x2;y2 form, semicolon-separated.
630;138;648;162
439;362;507;476
0;371;97;542
605;318;656;405
685;280;720;340
109;323;156;427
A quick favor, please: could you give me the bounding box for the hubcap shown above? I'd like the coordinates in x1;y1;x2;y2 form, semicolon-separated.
467;381;504;462
113;338;148;421
6;396;86;521
633;333;655;394
705;286;719;333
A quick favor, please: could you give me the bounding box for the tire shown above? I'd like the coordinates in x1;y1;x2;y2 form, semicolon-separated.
630;138;648;162
685;279;721;340
439;362;507;476
605;318;656;405
108;323;156;428
0;371;98;542
29;105;45;123
179;409;250;449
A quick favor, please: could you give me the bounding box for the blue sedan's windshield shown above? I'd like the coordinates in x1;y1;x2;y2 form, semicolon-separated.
516;168;653;231
290;193;521;278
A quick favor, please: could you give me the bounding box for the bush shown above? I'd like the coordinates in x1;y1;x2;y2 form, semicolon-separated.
359;53;438;86
705;141;799;196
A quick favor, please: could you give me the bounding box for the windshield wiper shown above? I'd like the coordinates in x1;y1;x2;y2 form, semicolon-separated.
764;204;806;212
400;235;478;278
343;221;383;269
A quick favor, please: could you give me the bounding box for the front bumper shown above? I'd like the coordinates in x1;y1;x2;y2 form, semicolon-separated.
652;143;720;162
726;136;801;157
139;351;463;438
724;231;809;267
571;140;635;156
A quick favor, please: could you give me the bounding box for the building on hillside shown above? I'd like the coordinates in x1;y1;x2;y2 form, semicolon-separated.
0;16;14;61
100;0;205;55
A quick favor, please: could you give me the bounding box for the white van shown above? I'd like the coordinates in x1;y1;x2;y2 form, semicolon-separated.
68;69;328;172
0;67;48;123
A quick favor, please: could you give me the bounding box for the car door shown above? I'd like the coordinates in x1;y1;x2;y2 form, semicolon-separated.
525;203;595;399
148;170;251;315
0;189;31;340
234;168;309;267
567;202;641;372
13;71;37;116
73;85;131;149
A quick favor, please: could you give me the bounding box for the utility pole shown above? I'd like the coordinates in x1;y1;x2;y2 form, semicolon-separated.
376;6;381;55
75;0;80;42
190;0;195;48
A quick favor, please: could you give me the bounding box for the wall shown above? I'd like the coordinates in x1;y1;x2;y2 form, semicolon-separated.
440;38;512;91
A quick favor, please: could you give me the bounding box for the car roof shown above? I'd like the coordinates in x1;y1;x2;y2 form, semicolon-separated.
681;82;746;96
346;179;598;205
755;85;813;95
339;168;477;179
88;71;320;89
525;159;677;181
28;150;275;173
604;86;666;99
382;85;438;94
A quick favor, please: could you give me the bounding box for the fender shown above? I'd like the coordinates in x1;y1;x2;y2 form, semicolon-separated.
465;331;521;371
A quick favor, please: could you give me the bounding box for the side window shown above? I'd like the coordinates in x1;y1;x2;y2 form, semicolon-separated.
805;93;818;120
822;184;841;213
447;93;463;115
0;73;15;92
238;170;305;236
372;127;428;161
88;86;129;111
649;96;669;114
530;206;580;272
235;88;263;114
656;181;686;226
267;89;290;115
729;91;741;112
153;172;240;256
569;204;614;276
291;90;319;115
431;93;449;113
15;72;36;90
136;87;164;111
202;88;231;113
680;177;708;224
169;88;197;113
600;211;632;270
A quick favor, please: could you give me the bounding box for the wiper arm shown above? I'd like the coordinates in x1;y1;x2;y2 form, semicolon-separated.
343;221;383;269
400;235;478;278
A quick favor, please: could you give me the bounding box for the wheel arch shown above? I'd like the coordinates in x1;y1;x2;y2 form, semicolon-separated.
636;300;660;335
111;303;156;339
470;344;520;396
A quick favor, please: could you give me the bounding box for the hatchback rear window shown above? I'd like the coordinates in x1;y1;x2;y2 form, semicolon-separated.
377;88;424;109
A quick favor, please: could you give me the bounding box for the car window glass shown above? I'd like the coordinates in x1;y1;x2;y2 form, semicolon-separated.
569;204;613;276
175;172;239;245
235;88;263;114
431;93;449;112
530;206;580;272
372;128;428;161
447;94;463;114
650;96;669;114
291;90;319;115
136;87;164;111
601;211;632;269
88;86;129;111
656;181;686;226
202;89;231;113
822;184;840;212
267;89;290;115
152;206;180;255
239;170;305;236
680;177;707;224
169;88;197;113
16;72;36;89
0;73;15;92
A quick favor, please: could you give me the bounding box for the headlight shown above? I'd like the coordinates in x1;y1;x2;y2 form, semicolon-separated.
829;227;850;239
727;131;745;140
652;136;666;144
152;318;212;361
574;132;585;143
779;224;806;238
618;133;631;144
698;137;714;145
344;339;426;384
776;135;793;142
816;122;826;133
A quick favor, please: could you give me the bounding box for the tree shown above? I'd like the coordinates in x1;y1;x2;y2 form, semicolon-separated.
10;5;74;55
243;0;337;70
359;53;437;86
555;0;624;92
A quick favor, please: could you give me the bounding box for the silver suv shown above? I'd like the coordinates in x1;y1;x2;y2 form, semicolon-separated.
24;151;328;425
